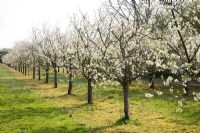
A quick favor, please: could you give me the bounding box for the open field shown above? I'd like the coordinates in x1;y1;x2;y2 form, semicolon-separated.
0;64;199;133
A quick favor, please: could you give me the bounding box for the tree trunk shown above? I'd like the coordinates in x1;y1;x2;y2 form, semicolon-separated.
123;82;129;120
45;69;49;83
184;86;189;96
25;64;27;75
149;76;154;89
28;67;29;76
22;64;25;74
20;65;22;73
33;63;35;79
58;66;60;72
68;73;73;95
87;78;93;104
23;64;25;74
184;82;189;96
20;66;22;73
148;65;155;89
54;68;58;88
45;63;49;83
38;63;41;81
63;67;64;74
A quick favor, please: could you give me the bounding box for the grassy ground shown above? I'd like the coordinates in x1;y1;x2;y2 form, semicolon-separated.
0;64;199;133
0;65;87;133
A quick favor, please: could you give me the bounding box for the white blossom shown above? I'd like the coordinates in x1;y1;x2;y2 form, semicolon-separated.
145;93;154;98
156;91;163;96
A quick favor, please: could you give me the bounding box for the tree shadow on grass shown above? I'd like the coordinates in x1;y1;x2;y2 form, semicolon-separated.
90;117;141;133
90;124;117;133
0;103;95;125
32;126;88;133
0;78;27;88
0;106;69;124
42;93;78;100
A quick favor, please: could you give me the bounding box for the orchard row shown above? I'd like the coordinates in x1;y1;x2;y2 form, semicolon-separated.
2;0;200;119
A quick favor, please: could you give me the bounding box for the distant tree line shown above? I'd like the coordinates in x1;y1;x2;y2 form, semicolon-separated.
0;48;10;63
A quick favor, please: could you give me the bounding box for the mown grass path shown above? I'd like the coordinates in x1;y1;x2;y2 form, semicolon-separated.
0;64;199;133
0;65;87;133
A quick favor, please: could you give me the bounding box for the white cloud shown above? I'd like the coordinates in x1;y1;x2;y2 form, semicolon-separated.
0;0;105;48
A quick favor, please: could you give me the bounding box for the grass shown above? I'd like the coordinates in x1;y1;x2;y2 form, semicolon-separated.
0;64;200;132
0;65;87;133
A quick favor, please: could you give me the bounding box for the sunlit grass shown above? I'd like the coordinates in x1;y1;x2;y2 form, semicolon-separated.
0;64;199;132
0;65;87;133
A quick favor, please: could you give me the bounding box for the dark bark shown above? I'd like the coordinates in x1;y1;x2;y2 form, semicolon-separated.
24;64;26;75
171;9;190;62
38;63;41;80
25;64;27;75
123;82;129;120
68;73;73;95
149;76;155;89
28;67;29;76
121;62;130;120
20;66;22;73
58;66;60;72
184;86;189;96
184;82;189;96
33;63;35;79
148;65;155;89
63;67;65;74
87;78;93;104
19;66;21;72
45;70;49;83
45;63;49;83
54;68;58;88
22;64;24;74
24;64;25;74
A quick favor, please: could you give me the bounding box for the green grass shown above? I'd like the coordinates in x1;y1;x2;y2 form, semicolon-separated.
0;64;200;132
0;65;87;133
